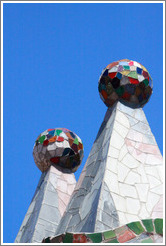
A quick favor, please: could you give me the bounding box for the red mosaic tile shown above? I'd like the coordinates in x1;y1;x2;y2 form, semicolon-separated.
73;234;88;243
50;157;60;164
121;91;131;100
78;142;83;150
72;143;78;153
43;139;49;146
117;229;136;243
142;70;149;79
57;136;64;142
101;90;108;99
69;139;74;147
108;72;117;79
128;61;134;66
129;77;139;84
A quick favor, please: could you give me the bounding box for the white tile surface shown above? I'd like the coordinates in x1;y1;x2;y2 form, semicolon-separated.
119;183;137;198
147;175;161;188
110;130;124;149
116;110;130;128
126;198;140;215
137;164;148;183
122;153;139;168
125;171;141;184
108;145;119;158
106;157;118;174
114;121;129;138
118;211;127;226
135;184;149;202
144;166;160;179
118;144;128;161
146;154;163;165
125;213;140;223
139;204;150;219
112;193;126;212
150;184;163;195
117;162;130;182
105;171;119;194
146;192;160;213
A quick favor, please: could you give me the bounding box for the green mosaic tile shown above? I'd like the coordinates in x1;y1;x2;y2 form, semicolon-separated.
123;65;130;70
106;238;119;243
154;218;163;235
98;83;102;91
115;86;124;96
104;230;116;240
128;71;138;79
143;79;149;86
142;219;154;233
101;83;106;90
39;135;45;144
73;138;79;145
141;238;153;243
63;233;73;243
87;233;102;243
55;129;62;136
45;237;51;243
127;221;144;235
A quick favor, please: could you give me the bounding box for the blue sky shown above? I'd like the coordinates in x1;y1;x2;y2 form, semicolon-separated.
3;2;163;243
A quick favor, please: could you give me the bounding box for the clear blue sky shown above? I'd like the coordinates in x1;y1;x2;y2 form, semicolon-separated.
3;2;163;243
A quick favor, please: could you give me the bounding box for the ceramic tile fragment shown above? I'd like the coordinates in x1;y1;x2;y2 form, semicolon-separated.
139;204;150;219
108;145;119;158
146;153;162;165
117;162;130;182
122;153;139;168
144;166;160;179
146;192;160;213
125;171;140;184
150;184;163;195
131;148;147;163
126;198;140;215
110;130;124;149
135;184;149;202
152;196;163;218
137;164;148;183
127;129;143;142
119;183;137;198
118;211;127;226
125;213;140;223
112;193;126;212
105;171;119;194
106;157;118;173
147;175;161;188
116;110;130;128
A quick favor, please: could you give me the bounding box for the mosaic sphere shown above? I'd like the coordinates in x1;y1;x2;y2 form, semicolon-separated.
98;59;153;108
33;128;84;172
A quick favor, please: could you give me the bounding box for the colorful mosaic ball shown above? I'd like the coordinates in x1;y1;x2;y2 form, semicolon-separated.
98;59;153;108
33;128;84;172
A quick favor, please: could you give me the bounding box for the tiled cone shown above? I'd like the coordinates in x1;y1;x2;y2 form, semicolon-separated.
15;128;84;243
55;102;163;243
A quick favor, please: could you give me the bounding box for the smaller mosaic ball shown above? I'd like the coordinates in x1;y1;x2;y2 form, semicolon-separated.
33;128;84;172
98;59;153;108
